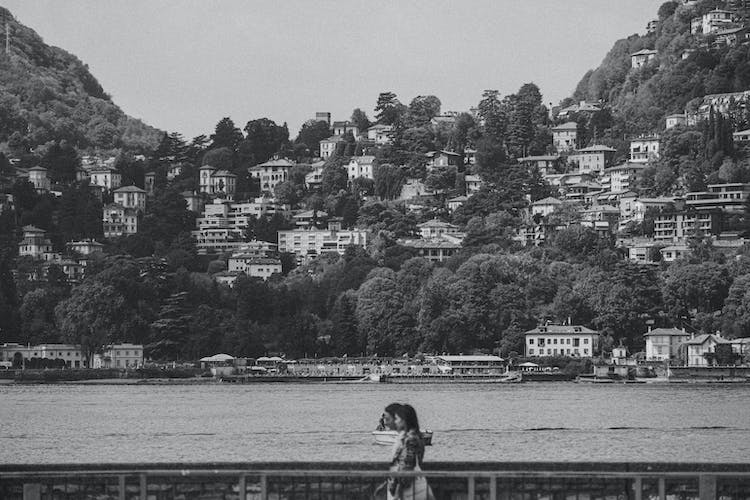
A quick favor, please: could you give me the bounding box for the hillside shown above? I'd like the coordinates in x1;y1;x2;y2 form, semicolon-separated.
0;7;161;153
569;0;750;136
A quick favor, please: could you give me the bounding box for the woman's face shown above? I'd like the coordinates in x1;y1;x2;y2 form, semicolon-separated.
383;412;396;430
394;413;405;431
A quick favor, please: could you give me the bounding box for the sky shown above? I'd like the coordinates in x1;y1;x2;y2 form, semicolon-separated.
3;0;665;140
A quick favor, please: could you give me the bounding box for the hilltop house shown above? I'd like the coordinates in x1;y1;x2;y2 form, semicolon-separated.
531;197;563;218
631;49;657;69
602;163;646;193
425;150;461;170
525;325;599;358
113;185;146;211
366;124;393;144
89;167;122;191
18;226;54;260
518;155;561;176
665;114;687;129
319;135;345;159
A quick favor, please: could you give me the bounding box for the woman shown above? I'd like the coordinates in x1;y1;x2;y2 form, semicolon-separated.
387;404;434;500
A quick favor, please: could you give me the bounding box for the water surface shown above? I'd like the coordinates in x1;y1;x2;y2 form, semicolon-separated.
1;382;748;463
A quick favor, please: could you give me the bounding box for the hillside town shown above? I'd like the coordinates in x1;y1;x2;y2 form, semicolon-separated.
4;0;750;373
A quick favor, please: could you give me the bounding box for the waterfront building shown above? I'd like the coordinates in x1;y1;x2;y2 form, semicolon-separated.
434;355;505;375
551;122;578;152
525;325;599;358
644;327;691;361
94;344;144;369
0;343;86;368
684;333;732;366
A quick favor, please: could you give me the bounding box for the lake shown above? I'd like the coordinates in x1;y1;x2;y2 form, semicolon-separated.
1;382;749;464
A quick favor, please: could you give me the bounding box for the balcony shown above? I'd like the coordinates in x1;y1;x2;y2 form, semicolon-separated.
1;462;748;500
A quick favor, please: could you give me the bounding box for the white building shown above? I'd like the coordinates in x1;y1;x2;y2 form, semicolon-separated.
27;166;50;192
66;239;104;256
227;255;282;280
631;49;657;69
199;165;237;199
319;136;345;159
89;167;122;190
569;145;616;174
644;327;691;361
417;219;460;239
277;227;369;260
103;204;139;238
113;185;147;210
684;333;733;366
525;325;599;358
552;122;578;152
248;158;295;192
18;225;54;260
665;114;687;129
94;344;144;369
347;156;376;181
367;124;393;144
0;343;87;368
531;197;563;218
603;163;646;193
629;136;660;163
465;174;483;195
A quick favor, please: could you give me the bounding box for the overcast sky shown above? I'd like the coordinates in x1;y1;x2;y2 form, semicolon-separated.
4;0;663;139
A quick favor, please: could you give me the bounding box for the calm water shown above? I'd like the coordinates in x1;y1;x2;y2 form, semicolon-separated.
1;382;749;464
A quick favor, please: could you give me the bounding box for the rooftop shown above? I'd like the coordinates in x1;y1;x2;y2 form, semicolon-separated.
576;145;617;153
114;185;146;193
552;121;577;130
526;325;597;335
644;328;690;337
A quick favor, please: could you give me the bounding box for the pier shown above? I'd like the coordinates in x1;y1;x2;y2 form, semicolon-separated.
1;462;749;499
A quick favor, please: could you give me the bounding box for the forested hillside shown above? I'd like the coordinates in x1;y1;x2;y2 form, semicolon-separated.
0;7;161;154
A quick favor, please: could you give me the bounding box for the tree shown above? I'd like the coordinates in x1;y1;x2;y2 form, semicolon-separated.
239;118;289;166
140;188;196;247
210;117;244;151
351;108;371;133
477;90;508;142
373;163;406;200
295;120;331;156
406;95;441;128
56;281;126;365
320;158;349;195
374;92;406;125
40;140;79;183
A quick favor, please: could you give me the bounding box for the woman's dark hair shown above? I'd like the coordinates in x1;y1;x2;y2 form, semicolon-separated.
384;402;402;418
394;404;420;432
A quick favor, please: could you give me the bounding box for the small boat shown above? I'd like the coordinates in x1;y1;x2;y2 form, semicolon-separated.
372;430;433;446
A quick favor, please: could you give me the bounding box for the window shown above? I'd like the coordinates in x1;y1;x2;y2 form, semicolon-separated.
553;339;558;344
529;338;535;345
529;349;534;355
566;338;571;345
584;349;589;355
583;338;589;344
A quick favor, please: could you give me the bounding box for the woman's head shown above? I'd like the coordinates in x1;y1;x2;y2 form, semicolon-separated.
394;404;420;432
383;403;402;430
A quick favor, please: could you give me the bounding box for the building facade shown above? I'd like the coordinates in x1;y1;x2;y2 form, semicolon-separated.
525;325;599;358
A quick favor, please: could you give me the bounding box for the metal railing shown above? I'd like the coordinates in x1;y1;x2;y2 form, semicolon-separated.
1;462;749;500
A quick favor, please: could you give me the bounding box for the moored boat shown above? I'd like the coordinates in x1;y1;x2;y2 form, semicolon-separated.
372;430;433;446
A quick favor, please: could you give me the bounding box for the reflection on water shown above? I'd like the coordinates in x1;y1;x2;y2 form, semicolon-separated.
1;383;748;463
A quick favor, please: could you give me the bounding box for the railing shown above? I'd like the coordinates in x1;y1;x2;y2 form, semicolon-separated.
1;462;749;500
